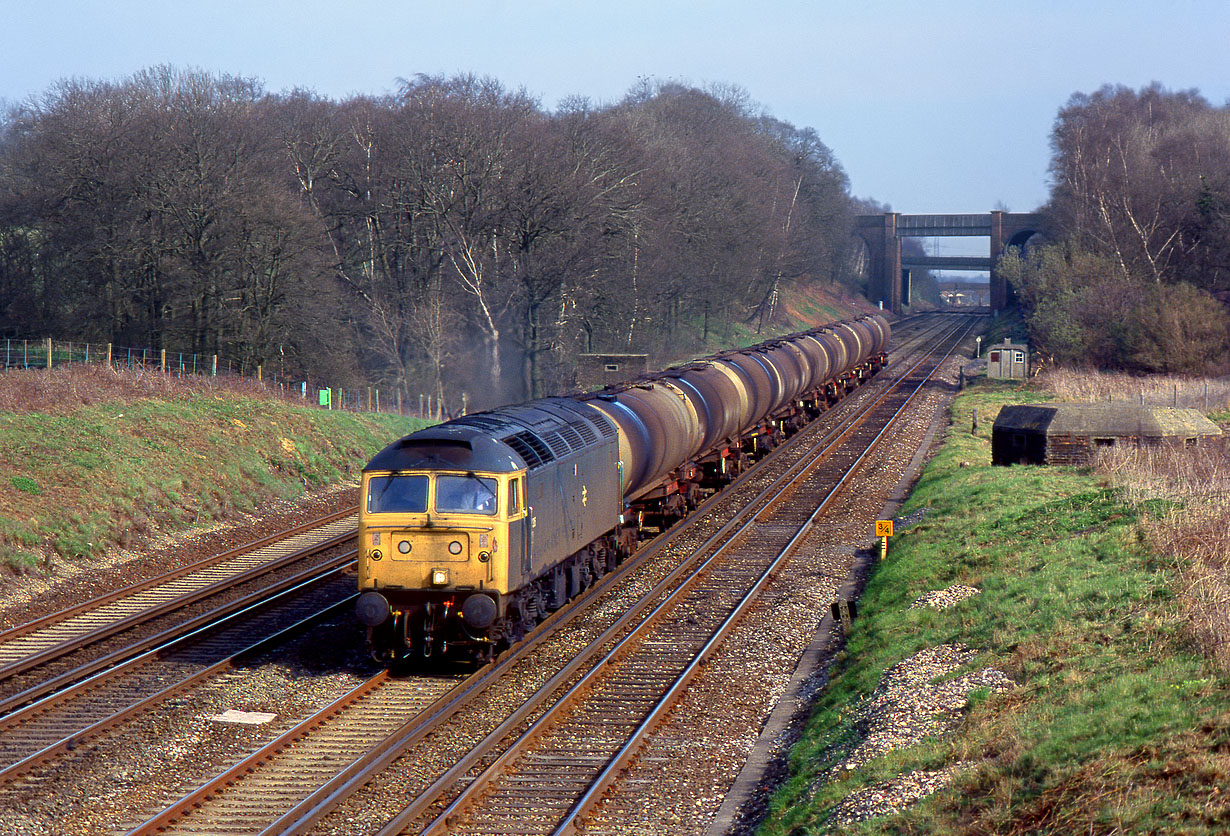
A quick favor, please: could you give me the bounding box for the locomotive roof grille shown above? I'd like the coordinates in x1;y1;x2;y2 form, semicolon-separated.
502;431;555;469
453;415;509;432
541;430;572;458
571;420;599;445
558;424;586;451
590;413;617;438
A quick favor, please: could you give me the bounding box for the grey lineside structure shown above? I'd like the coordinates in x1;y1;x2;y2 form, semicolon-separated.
992;403;1224;466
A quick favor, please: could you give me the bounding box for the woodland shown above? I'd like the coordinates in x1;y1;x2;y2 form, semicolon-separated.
1004;83;1230;374
4;71;1228;411
0;68;873;409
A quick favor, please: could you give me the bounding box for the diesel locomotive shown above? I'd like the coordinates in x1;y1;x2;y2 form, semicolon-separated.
354;314;891;664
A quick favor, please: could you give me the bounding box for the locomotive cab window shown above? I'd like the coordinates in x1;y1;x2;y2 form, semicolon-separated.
367;474;428;514
436;474;498;515
507;477;521;515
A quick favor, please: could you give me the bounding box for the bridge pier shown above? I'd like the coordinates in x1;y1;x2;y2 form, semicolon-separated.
860;213;902;314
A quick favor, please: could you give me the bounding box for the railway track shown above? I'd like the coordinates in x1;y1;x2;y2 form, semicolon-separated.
0;564;356;783
0;510;359;713
404;317;976;836
115;314;974;836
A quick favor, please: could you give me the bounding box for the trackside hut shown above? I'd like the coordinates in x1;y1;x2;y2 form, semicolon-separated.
992;403;1223;466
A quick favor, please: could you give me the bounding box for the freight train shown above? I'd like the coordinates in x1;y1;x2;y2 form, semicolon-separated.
354;315;891;664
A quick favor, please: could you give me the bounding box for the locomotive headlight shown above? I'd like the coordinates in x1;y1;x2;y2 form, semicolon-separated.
397;540;411;554
448;540;463;555
370;549;383;561
431;568;450;586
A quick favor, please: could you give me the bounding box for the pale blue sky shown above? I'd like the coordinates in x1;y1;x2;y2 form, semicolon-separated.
4;1;1229;238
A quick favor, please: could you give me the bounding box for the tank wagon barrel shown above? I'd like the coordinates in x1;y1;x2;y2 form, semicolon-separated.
355;314;889;664
585;314;890;499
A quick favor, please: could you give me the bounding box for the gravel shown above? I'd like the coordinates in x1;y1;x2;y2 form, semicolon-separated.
909;584;982;610
828;644;1014;775
832;763;973;824
0;483;372;836
809;639;1014;827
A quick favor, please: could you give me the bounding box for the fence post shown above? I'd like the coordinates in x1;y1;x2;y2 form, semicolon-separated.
301;381;307;400
257;365;262;383
46;338;52;369
106;344;112;368
375;389;380;413
160;349;166;373
212;355;218;376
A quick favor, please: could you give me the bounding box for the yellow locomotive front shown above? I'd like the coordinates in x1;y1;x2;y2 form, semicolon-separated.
355;428;530;662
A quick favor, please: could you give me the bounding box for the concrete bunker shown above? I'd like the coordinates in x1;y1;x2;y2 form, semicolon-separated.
992;403;1223;466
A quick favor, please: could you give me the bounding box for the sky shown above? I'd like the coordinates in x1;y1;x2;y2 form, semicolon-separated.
4;0;1230;264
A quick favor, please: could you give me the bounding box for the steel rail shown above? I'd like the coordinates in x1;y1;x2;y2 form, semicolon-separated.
405;316;975;836
0;572;358;783
0;506;356;642
0;515;357;685
0;548;358;719
549;316;978;834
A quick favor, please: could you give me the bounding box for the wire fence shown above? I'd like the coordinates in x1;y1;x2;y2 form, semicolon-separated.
1;337;456;418
1037;366;1230;414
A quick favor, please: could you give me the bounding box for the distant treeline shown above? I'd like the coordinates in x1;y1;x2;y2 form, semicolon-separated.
0;67;874;409
1003;83;1230;374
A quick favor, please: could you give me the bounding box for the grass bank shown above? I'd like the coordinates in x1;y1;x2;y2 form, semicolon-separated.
0;365;427;573
760;379;1230;835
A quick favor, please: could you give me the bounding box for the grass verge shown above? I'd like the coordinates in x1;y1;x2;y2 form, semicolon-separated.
0;367;427;573
759;379;1230;835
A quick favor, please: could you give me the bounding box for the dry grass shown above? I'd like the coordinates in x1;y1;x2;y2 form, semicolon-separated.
0;364;293;415
1052;362;1230;670
1038;366;1230;412
1096;442;1230;670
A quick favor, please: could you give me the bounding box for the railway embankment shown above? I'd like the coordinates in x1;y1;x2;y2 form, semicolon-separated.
0;365;424;586
758;376;1230;835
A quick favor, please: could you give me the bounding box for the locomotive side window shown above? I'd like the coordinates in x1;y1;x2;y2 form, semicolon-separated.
367;474;428;513
508;477;521;514
437;474;498;514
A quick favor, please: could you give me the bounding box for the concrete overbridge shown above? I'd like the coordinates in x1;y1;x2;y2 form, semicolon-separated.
854;211;1044;314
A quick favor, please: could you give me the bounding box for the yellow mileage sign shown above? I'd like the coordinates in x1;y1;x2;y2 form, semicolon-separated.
875;519;893;561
